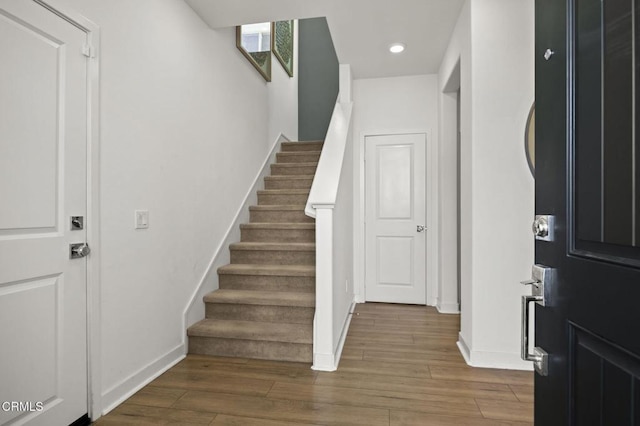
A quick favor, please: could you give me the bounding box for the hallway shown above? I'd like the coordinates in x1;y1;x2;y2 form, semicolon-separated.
95;304;533;425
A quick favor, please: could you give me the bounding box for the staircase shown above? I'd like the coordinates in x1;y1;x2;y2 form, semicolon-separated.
187;141;323;363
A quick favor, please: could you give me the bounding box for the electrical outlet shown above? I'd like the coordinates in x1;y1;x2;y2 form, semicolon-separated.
135;210;149;229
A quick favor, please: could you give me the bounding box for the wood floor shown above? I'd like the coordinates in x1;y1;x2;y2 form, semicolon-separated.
94;303;534;425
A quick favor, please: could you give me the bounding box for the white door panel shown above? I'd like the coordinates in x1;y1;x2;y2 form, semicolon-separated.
365;134;426;304
0;1;88;424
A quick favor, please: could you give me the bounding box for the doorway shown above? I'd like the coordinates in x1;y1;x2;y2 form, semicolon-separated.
364;133;427;304
438;60;462;313
0;0;99;423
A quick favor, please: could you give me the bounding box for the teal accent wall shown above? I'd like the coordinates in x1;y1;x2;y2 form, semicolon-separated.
298;17;339;141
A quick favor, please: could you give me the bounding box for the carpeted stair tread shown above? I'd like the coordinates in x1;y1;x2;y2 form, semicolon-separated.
257;189;311;195
217;264;315;276
249;205;312;224
230;242;316;251
281;141;324;151
264;175;315;181
188;319;312;344
240;223;315;230
276;151;322;163
249;205;305;211
204;290;315;307
264;176;314;190
271;162;318;168
276;151;321;156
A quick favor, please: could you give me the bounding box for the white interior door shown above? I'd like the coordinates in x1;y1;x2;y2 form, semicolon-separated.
0;1;89;424
365;133;426;304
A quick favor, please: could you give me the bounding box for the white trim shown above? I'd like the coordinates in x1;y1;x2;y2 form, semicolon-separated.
467;350;534;371
32;0;103;420
182;133;290;349
356;129;436;306
457;332;472;364
101;345;185;415
458;332;533;371
311;352;336;372
312;299;355;372
332;299;356;368
339;65;352;104
436;301;460;314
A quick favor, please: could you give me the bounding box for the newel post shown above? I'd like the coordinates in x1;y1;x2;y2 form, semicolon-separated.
311;205;336;371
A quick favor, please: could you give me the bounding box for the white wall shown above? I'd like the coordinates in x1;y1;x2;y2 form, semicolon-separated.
269;22;299;144
352;75;439;303
439;0;535;369
52;0;298;415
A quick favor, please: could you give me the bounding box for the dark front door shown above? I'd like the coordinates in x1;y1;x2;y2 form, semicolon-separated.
535;0;640;424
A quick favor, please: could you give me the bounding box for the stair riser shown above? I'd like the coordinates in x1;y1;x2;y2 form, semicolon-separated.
276;152;321;163
189;337;312;363
231;249;315;265
258;193;309;205
219;275;315;293
264;179;313;190
281;142;324;152
250;210;313;223
271;164;318;176
241;228;315;243
206;304;314;324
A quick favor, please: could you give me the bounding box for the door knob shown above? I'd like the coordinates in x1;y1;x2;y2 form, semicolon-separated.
70;243;91;259
417;225;426;233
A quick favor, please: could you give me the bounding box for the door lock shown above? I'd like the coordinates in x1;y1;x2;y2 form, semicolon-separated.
520;264;552;376
532;215;554;241
417;225;426;233
71;216;84;230
70;243;91;259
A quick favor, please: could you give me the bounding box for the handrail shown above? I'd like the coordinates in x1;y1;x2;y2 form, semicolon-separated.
305;99;353;218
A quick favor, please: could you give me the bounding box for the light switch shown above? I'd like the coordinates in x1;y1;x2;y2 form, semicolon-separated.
135;210;149;229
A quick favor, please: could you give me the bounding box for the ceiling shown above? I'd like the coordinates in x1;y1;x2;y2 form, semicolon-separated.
185;0;465;79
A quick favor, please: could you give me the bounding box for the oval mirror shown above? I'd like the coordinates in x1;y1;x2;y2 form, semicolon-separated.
236;22;272;82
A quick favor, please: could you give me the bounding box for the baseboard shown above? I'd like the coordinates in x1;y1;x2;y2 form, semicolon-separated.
467;349;534;371
333;299;356;369
312;298;356;372
436;301;460;314
457;332;533;371
181;133;290;350
457;332;472;365
100;344;185;417
312;352;336;371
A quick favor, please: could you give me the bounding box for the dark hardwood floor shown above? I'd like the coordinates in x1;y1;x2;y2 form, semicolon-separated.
94;303;533;425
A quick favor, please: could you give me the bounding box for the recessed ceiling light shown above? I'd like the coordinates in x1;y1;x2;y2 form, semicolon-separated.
389;43;406;53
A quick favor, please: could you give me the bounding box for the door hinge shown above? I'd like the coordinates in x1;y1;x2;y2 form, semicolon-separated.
82;44;95;58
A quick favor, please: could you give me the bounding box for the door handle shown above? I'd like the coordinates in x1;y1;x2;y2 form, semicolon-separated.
417;225;426;233
521;294;548;375
520;264;552;376
70;243;91;259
